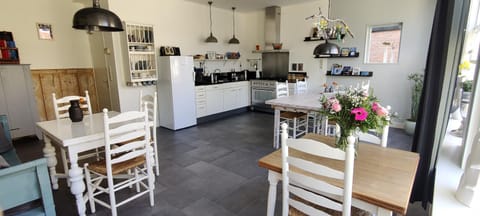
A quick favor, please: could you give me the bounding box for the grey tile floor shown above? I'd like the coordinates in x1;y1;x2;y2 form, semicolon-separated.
14;111;426;216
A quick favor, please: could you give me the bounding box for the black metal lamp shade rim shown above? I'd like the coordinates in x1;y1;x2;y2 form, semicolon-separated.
228;36;239;44
205;33;218;43
73;7;123;32
313;41;340;56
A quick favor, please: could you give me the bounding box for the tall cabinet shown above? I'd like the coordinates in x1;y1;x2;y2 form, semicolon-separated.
0;65;40;138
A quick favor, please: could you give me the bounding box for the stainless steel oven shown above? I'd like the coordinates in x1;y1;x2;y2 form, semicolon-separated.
251;80;278;111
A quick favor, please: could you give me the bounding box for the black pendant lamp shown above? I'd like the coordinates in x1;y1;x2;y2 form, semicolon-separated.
205;1;218;43
72;0;123;33
313;40;340;57
228;7;240;44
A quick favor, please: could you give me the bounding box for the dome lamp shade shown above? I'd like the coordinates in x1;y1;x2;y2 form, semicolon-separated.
72;0;123;33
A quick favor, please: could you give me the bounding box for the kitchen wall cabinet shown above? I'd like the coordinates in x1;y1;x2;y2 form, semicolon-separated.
195;81;250;118
0;65;40;139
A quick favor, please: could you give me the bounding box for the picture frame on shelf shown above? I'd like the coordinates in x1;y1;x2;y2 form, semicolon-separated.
37;23;53;40
298;63;304;71
349;47;358;56
291;63;297;71
341;47;350;57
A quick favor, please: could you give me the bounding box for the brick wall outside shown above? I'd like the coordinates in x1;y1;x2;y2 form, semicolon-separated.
367;30;401;63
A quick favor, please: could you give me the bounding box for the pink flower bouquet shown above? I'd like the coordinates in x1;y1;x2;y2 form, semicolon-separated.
320;88;390;150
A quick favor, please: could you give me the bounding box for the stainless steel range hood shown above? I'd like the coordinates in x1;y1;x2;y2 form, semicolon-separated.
265;6;281;46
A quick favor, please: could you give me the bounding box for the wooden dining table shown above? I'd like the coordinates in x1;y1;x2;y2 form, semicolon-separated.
36;112;115;216
258;133;419;216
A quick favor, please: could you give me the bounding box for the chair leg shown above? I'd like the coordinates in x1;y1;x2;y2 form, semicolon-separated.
293;117;297;138
84;164;96;213
107;178;117;216
134;168;140;192
60;148;70;187
152;139;160;176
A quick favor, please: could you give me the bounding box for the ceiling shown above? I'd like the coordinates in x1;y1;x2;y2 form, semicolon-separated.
184;0;320;12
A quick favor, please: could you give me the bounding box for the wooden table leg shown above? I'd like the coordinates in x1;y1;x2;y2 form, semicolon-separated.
68;151;86;216
42;134;58;190
267;170;281;216
273;109;280;149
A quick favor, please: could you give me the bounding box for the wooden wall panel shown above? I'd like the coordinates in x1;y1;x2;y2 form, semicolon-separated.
31;68;98;121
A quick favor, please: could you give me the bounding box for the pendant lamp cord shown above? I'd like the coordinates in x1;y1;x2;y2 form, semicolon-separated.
232;7;236;36
209;1;213;34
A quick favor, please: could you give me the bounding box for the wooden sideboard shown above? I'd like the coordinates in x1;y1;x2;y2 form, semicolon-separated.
31;68;99;121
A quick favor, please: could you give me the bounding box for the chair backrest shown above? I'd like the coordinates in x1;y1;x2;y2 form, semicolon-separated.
281;123;355;216
52;90;92;119
139;90;157;140
0;158;55;215
276;80;289;98
357;105;391;147
295;78;308;95
102;107;150;177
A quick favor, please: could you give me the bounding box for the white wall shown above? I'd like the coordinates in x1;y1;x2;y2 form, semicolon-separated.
281;1;329;93
0;0;92;69
330;0;436;122
106;0;264;111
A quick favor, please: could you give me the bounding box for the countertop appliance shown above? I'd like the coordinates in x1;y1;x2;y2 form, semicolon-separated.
157;56;197;130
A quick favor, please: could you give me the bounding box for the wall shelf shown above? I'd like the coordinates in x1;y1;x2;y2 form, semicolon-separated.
304;34;346;42
315;52;360;58
326;70;373;77
124;22;157;87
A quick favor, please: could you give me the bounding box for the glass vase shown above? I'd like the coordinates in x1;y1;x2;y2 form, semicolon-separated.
335;127;358;154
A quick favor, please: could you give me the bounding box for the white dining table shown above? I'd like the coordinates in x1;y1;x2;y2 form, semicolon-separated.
36;112;115;216
265;92;334;148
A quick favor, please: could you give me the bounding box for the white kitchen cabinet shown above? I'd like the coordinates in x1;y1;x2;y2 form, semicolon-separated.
0;65;40;139
195;86;207;118
223;87;238;111
197;81;250;118
205;85;224;115
238;84;250;108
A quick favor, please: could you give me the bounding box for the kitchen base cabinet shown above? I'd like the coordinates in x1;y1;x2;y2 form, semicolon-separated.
195;86;207;118
195;81;250;118
0;65;40;139
205;85;224;116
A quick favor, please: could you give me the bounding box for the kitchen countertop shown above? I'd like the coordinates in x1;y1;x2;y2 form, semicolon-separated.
195;79;250;86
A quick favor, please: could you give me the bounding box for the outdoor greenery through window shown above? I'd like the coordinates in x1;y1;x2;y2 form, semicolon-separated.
365;23;403;64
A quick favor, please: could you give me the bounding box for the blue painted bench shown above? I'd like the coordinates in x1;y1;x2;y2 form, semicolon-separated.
0;115;55;215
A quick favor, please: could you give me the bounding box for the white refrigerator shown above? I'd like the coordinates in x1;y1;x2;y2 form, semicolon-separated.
157;56;197;130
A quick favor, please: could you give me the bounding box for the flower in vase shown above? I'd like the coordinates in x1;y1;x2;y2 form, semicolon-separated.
319;88;390;151
351;107;368;121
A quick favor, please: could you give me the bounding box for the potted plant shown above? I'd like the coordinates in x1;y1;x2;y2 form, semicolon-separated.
462;79;473;100
405;73;424;135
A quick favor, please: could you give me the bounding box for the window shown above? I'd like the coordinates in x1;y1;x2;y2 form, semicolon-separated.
365;23;403;64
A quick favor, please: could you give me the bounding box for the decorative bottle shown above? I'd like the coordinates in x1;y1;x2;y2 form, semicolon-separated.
68;100;83;122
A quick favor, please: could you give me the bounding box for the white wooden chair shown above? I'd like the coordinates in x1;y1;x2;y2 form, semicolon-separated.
281;123;355;216
295;78;308;95
357;105;391;148
277;80;308;139
84;107;155;216
52;90;92;120
52;90;98;185
139;90;159;176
